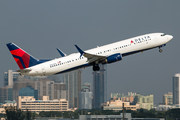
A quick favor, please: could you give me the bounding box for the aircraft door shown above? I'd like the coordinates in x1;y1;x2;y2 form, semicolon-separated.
154;35;158;42
41;65;46;75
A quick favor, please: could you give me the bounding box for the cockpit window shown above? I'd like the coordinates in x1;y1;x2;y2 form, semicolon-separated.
161;33;166;36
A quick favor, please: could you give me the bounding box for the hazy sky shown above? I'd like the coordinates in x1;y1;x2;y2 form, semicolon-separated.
0;0;180;104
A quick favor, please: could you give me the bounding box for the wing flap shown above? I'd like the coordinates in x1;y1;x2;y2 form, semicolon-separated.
84;53;106;63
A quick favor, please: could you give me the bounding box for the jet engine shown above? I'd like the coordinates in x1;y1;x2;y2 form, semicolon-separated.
103;53;122;64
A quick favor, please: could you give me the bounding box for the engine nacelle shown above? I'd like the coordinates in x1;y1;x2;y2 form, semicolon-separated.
103;53;122;64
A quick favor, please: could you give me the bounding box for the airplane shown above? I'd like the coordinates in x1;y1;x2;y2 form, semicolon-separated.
6;33;173;76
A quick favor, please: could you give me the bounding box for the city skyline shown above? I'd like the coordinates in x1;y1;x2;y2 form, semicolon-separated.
1;69;176;105
1;1;180;104
1;69;179;112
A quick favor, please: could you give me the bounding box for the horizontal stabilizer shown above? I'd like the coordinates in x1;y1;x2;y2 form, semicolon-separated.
16;69;31;73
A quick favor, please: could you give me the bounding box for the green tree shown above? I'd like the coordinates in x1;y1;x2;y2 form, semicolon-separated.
5;106;25;120
25;109;32;120
5;106;36;120
166;108;180;120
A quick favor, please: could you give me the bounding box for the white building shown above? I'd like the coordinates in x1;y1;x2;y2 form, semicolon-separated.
18;96;70;113
154;104;180;111
173;73;180;105
154;104;173;111
102;98;139;111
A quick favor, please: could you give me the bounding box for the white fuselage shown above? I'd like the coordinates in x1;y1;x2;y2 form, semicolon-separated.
22;33;172;76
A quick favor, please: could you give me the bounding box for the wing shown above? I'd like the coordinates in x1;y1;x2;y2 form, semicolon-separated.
75;45;106;64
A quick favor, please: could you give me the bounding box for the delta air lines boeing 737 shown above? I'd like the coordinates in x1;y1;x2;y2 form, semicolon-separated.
6;33;173;76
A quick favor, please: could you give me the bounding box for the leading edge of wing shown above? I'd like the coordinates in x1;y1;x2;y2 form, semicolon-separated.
74;45;106;64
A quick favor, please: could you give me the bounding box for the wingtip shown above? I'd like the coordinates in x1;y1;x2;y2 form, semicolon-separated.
56;48;66;57
74;45;84;57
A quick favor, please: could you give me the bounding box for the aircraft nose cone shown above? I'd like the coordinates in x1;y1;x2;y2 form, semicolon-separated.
167;35;173;40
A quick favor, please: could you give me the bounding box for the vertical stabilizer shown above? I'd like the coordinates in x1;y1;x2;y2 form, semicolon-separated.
6;43;39;69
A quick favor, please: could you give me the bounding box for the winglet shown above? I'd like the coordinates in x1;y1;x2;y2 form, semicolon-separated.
75;45;84;57
56;48;66;57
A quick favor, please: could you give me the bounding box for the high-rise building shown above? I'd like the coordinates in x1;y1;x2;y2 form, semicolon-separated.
79;83;92;110
92;64;107;108
0;86;13;103
83;82;91;90
163;92;173;105
133;94;154;110
13;77;36;102
19;86;38;100
34;79;66;100
4;70;20;87
47;75;61;83
63;69;82;108
173;73;180;105
13;76;66;102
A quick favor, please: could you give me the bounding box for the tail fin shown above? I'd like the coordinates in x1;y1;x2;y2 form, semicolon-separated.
6;43;39;69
